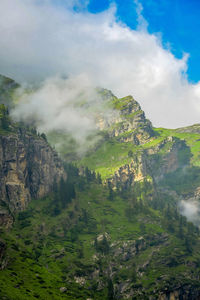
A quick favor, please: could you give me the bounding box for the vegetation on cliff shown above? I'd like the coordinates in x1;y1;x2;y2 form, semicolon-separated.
1;75;200;299
1;166;200;299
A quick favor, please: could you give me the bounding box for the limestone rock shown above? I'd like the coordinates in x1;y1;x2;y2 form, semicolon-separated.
96;94;154;145
0;130;66;226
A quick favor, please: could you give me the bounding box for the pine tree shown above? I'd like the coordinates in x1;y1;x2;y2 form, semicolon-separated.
97;173;102;184
107;279;114;300
82;209;88;225
101;235;110;254
108;181;114;201
185;236;192;254
85;167;92;182
59;178;66;208
94;237;98;251
52;177;58;193
91;171;96;181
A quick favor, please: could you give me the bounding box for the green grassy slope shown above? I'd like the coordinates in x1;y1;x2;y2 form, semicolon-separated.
0;74;19;107
154;128;200;166
1;169;200;299
1;81;200;298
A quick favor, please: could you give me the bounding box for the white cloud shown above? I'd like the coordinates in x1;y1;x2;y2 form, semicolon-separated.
12;74;97;142
11;74;119;155
0;0;200;128
179;200;200;226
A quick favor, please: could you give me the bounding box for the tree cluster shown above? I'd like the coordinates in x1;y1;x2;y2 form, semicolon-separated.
84;167;102;184
51;177;76;215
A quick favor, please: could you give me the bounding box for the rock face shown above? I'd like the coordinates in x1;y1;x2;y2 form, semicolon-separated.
109;137;190;190
0;129;66;227
88;233;170;299
96;95;154;145
111;96;154;145
147;137;190;182
158;287;200;300
111;154;147;190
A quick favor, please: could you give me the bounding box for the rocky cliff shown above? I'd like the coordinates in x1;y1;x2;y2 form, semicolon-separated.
1;77;200;299
109;136;189;191
0;128;66;228
79;92;191;195
96;94;154;145
0;75;67;228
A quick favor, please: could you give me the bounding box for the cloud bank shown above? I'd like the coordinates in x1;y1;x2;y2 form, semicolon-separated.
12;75;96;140
11;75;118;155
0;0;200;128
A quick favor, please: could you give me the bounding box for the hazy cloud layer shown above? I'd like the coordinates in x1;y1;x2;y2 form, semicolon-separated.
1;0;200;127
11;74;119;155
12;75;98;142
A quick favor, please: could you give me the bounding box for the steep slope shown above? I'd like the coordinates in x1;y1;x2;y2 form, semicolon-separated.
0;104;66;228
0;168;200;299
1;75;200;299
47;90;155;161
77;93;191;190
96;93;154;145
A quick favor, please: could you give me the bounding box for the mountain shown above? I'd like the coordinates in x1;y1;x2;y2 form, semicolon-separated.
0;75;200;299
0;103;66;228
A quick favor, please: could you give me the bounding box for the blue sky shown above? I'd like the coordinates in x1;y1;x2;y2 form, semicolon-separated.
88;0;200;83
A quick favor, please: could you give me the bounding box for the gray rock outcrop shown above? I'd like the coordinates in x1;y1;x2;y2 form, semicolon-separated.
0;129;66;227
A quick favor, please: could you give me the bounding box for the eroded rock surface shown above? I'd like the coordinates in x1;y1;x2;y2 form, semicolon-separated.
0;129;66;226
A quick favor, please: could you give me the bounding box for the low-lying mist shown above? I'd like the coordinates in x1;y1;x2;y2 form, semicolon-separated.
179;200;200;227
11;74;117;158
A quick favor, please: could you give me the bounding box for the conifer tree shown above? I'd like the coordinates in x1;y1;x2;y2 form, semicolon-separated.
97;173;102;184
108;279;115;300
85;167;92;182
101;235;110;254
178;216;184;239
108;180;114;201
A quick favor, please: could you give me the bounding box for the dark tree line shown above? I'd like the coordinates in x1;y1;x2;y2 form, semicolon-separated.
84;167;102;185
107;180;114;201
51;176;76;216
50;164;103;216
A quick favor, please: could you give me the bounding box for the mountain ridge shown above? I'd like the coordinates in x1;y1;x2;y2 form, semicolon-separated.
1;74;200;299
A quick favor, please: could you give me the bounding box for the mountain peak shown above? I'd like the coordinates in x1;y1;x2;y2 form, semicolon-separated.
107;94;154;144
